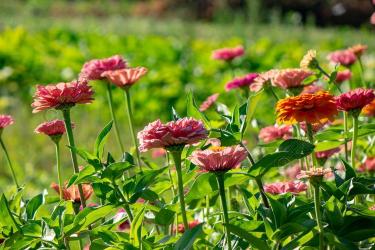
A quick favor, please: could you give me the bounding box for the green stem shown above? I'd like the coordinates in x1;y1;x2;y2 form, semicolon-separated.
62;109;87;209
216;173;232;250
358;58;367;88
306;123;318;169
0;137;20;190
112;179;133;222
269;86;279;101
124;88;142;172
312;183;324;250
351;114;359;169
54;142;63;200
171;151;188;229
317;65;342;93
343;112;349;161
205;195;210;223
106;83;125;154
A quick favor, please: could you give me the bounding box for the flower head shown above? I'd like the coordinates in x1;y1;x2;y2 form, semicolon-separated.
80;55;127;81
211;46;244;61
348;44;367;58
0;115;14;129
300;50;318;69
35;120;68;140
335;70;352;84
174;220;201;233
199;93;219;112
264;181;307;195
358;157;375;172
259;124;292;143
273;69;313;89
225;73;259;91
189;145;247;172
250;70;278;92
327;50;357;67
371;12;375;25
138;118;208;152
101;67;148;89
276;91;338;125
300;121;328;133
335;88;375;112
32;80;94;113
51;182;93;203
297;168;332;180
362;100;375;117
315;147;341;159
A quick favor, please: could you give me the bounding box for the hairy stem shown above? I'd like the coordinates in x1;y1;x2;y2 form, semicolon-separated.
216;173;232;250
0;137;20;190
312;183;324;250
351;114;359;169
343;112;349;161
54;142;63;200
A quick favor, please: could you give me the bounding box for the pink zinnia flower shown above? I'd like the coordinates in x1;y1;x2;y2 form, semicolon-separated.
138;118;208;152
302;84;323;94
348;44;368;58
0;115;14;129
225;73;259;91
151;148;167;158
250;69;279;92
174;220;201;233
327;50;357;67
371;12;375;25
335;88;375;112
211;46;244;61
101;67;148;89
315;147;341;159
264;181;307;195
32;80;94;113
189;145;247;172
335;70;352;84
80;55;127;81
34;119;67;137
258;124;292;143
51;182;93;203
300;121;327;133
297;168;332;179
199;93;219;112
272;69;313;89
358;157;375;172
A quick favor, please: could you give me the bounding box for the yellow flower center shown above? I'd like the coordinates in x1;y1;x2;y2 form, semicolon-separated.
209;146;225;152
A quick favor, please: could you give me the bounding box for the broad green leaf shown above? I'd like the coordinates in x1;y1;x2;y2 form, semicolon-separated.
315;140;344;151
26;191;46;220
94;121;113;159
173;223;203;250
130;207;145;247
155;208;175;226
187;92;210;129
227;224;270;250
102;162;134;181
0;194;20;231
242;90;263;135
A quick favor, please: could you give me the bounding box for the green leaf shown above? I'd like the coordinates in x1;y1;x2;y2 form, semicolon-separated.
102;162;134;181
283;228;317;250
72;165;98;185
315;140;344;152
227;224;270;250
187;92;210;129
130;207;145;247
94;121;113;159
174;223;203;250
268;196;287;228
26;191;46;220
0;194;20;232
155;208;175;226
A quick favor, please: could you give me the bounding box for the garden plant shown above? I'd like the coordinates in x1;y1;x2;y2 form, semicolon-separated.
0;41;374;250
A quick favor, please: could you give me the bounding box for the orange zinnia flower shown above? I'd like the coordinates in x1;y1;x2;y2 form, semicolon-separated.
276;91;338;125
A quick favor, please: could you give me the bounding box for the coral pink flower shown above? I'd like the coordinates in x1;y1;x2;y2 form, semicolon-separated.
302;84;323;94
335;70;352;84
300;121;327;133
174;220;201;233
34;119;67;137
327;50;357;67
211;46;244;61
315;147;341;159
282;164;301;180
358;157;375;172
259;124;292;143
250;69;278;92
101;67;148;89
273;69;313;89
348;44;367;58
335;88;375;112
32;80;94;113
189;145;247;172
51;182;93;203
371;12;375;25
152;148;167;158
264;181;307;195
0;115;14;129
225;73;259;91
138;118;208;152
80;55;127;81
199;93;219;111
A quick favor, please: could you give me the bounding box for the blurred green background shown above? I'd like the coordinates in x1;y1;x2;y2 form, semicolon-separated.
0;0;374;194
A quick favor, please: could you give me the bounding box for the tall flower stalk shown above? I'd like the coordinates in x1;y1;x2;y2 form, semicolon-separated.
124;88;142;172
62;109;87;208
216;172;232;250
351;112;359;169
54;141;63;200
